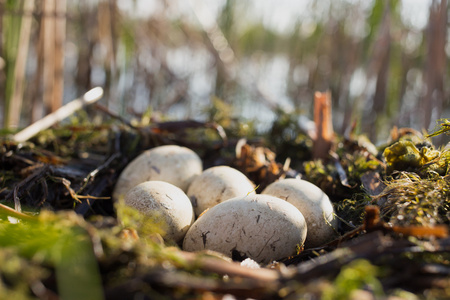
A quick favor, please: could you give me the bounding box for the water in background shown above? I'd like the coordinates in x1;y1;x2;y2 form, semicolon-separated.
110;0;438;143
3;0;446;146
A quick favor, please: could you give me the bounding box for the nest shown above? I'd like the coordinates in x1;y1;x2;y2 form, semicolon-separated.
1;111;449;299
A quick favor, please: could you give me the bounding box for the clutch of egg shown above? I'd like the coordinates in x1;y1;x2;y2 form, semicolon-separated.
114;145;338;262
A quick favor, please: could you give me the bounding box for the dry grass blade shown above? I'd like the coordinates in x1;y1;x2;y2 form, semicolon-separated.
0;202;36;221
376;172;450;226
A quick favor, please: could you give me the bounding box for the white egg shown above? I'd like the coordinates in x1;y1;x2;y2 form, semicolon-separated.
187;166;255;216
113;145;202;201
262;178;338;248
182;194;307;264
123;180;195;243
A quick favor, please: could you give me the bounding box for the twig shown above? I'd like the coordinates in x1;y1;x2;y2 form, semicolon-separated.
178;251;281;283
106;250;281;299
292;231;450;283
50;176;82;203
94;103;136;129
51;176;108;203
77;152;121;194
74;152;120;215
13;87;103;142
6;164;49;203
151;120;228;145
105;268;278;300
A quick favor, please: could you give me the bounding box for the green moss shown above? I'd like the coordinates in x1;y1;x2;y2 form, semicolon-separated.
336;193;372;227
383;141;441;174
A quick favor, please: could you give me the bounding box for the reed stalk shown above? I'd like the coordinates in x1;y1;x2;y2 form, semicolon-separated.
41;0;55;114
423;0;447;131
8;0;34;128
53;0;66;111
97;0;117;108
3;0;23;128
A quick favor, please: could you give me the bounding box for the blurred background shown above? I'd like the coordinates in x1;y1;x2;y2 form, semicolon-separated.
0;0;447;144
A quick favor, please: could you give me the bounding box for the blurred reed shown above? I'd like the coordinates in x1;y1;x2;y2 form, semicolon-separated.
0;0;447;144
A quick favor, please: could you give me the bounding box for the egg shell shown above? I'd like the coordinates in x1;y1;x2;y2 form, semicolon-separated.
124;180;195;243
262;178;338;248
187;166;255;216
113;145;202;201
182;194;307;264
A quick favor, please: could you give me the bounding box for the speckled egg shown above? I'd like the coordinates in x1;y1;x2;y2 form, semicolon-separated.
123;180;195;243
113;145;202;201
262;178;338;248
182;194;307;264
187;166;255;216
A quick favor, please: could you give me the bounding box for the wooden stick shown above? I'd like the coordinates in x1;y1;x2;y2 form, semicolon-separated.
13;87;103;142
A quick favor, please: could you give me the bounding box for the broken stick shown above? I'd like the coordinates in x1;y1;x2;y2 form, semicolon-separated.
13;87;104;143
313;90;334;160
